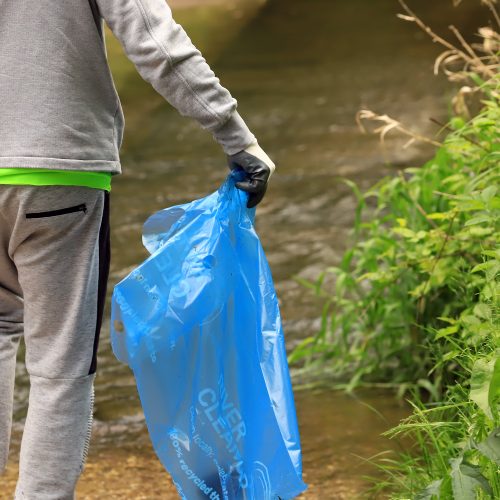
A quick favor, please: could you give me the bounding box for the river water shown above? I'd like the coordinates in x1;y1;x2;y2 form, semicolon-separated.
3;0;489;498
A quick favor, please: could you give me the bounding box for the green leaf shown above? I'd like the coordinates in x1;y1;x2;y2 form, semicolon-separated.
491;357;500;414
456;199;485;211
450;117;465;130
460;315;481;327
437;316;456;325
435;325;459;339
464;214;491;226
474;118;496;128
476;428;500;466
356;271;390;283
467;226;493;237
293;275;317;291
287;336;317;364
471;260;500;281
450;456;493;499
427;211;454;220
410;280;431;298
415;478;443;500
469;72;486;87
482;249;500;260
393;227;417;239
470;355;500;420
442;350;460;362
490;197;500;209
473;303;491;320
481;185;497;203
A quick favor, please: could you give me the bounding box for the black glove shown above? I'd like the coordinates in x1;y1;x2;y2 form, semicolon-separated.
226;141;276;209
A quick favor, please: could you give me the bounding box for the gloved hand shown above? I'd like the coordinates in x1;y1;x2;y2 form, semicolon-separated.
226;141;276;209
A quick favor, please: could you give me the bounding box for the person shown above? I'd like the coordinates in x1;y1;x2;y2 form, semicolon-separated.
0;0;276;497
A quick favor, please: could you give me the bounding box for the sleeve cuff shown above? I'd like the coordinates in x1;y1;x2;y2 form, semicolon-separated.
210;110;257;156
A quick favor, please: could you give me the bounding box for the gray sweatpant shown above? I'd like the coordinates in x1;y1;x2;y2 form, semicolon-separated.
0;185;110;499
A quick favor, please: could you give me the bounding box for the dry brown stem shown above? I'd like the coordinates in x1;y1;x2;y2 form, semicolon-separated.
397;0;499;84
356;110;443;148
356;2;499;150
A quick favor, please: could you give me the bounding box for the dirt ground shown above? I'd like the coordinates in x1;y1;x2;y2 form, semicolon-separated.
1;444;348;500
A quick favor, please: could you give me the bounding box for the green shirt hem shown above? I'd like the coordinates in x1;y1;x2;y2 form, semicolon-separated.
0;168;112;192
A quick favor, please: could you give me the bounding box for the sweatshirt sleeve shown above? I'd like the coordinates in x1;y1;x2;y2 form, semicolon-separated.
95;0;257;155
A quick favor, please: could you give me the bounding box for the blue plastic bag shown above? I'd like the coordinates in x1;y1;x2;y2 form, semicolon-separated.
110;170;307;499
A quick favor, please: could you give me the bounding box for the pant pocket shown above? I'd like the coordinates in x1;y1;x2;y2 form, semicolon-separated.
25;203;87;219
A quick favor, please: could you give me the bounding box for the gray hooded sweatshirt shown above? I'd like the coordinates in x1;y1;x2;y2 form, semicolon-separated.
0;0;257;175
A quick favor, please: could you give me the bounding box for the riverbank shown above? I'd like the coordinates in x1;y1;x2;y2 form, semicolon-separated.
1;389;408;499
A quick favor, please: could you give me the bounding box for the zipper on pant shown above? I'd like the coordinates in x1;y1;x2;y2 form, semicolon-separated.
25;203;87;219
80;384;95;472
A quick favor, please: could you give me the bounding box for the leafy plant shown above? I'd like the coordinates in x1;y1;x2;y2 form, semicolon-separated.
289;1;500;497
